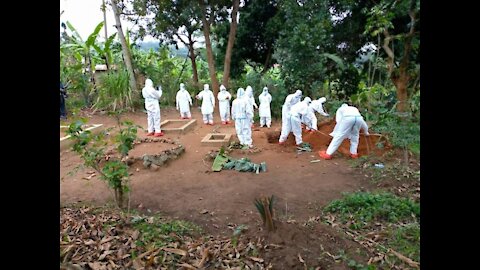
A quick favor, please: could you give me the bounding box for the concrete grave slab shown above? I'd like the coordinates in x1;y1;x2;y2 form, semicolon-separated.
201;133;232;147
160;119;197;134
60;124;103;152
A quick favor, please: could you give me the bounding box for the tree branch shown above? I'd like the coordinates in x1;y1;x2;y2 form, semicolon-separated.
175;33;189;47
382;29;395;74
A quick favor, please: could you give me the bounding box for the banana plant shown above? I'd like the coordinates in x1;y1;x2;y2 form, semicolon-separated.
63;21;105;106
93;32;117;70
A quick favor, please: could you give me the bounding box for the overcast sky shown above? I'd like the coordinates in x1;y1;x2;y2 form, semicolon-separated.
60;0;156;42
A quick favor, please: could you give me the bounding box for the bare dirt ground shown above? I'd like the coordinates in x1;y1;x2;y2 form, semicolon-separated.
60;107;387;269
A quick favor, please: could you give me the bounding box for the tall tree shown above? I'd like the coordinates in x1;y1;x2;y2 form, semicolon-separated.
273;0;336;97
364;0;420;113
197;0;226;102
110;0;138;97
129;0;203;87
221;0;239;87
214;0;281;78
101;0;110;69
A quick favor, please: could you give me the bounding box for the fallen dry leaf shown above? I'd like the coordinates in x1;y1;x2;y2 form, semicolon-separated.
177;262;197;269
249;256;264;263
390;249;419;268
162;247;187;256
298;253;305;263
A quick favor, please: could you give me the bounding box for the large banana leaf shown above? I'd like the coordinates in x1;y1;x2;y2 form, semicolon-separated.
321;53;345;70
86;22;105;47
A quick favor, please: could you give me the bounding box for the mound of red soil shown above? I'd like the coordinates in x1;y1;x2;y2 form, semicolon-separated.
267;119;389;157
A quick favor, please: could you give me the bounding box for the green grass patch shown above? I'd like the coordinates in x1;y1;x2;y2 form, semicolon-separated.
388;222;420;262
323;192;419;229
131;215;202;248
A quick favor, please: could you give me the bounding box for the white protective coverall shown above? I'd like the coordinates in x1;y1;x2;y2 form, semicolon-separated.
279;97;312;145
329;103;349;137
231;88;253;146
326;105;369;156
305;97;329;131
176;83;192;119
258;86;272;128
280;90;302;137
142;79;162;134
217;84;232;123
245;86;258;125
196;84;215;124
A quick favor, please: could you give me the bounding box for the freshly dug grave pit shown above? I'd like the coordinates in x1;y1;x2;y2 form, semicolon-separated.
266;119;389;157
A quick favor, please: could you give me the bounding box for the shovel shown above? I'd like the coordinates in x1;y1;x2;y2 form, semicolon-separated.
363;134;371;155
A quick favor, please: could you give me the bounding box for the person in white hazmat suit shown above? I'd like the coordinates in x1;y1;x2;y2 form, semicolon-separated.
176;83;192;119
279;97;312;145
319;104;369;160
305;97;330;132
217;84;232;124
245;86;258;126
231;88;253;147
279;90;302;141
258;86;272;128
142;78;163;137
329;103;349;137
282;90;302;122
196;84;216;125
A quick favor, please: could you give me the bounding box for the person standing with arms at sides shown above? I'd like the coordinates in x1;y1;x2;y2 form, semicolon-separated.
142;78;163;137
176;83;193;119
196;84;216;125
217;84;232;124
258;86;272;128
319;104;369;160
280;90;302;140
245;86;258;127
231;88;254;148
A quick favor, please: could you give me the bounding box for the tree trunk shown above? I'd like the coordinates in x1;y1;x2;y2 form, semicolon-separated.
86;54;97;107
110;0;137;108
261;45;273;75
188;34;199;87
102;0;109;70
198;0;220;113
393;75;409;113
115;188;124;208
222;0;240;88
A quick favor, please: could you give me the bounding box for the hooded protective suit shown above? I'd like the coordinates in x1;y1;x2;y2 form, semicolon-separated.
258;86;272;128
280;90;302;138
245;86;258;125
325;105;369;156
305;97;329;131
279;97;312;145
217;84;232;123
142;78;162;134
196;84;215;124
231;88;253;146
176;83;192;119
329;103;349;137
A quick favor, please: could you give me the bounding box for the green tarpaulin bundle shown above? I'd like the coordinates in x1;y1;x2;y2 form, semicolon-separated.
212;148;266;173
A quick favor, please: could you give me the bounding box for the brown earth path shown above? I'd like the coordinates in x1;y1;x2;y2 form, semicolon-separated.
60;107;382;269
